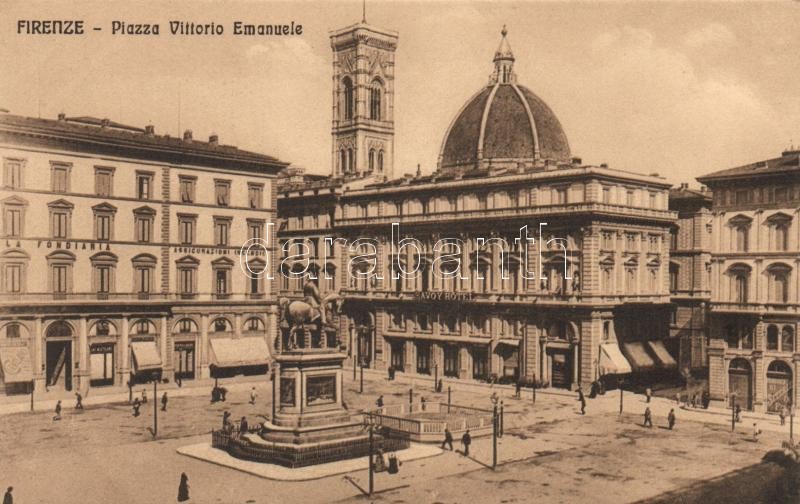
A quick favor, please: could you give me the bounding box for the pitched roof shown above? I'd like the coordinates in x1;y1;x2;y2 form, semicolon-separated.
0;113;289;174
697;150;800;184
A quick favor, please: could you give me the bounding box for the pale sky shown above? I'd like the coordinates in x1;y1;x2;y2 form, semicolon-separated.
1;1;799;184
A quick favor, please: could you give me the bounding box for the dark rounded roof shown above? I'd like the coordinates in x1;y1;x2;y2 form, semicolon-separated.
438;83;571;171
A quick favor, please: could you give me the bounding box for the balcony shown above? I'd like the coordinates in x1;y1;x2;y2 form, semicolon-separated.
336;202;676;228
710;301;800;315
0;292;275;305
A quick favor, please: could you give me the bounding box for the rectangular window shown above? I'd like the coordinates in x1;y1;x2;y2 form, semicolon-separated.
248;220;264;240
96;266;111;293
52;211;68;239
215;180;230;206
90;345;115;387
4;264;21;293
626;190;634;206
135;217;152;242
51;165;69;193
179;268;195;294
776;187;788;203
136;267;152;293
649;192;657;207
215;269;228;294
555;187;567;204
602;232;614;250
3;159;22;189
214;218;230;246
179;176;196;203
137;173;153;200
735;190;749;205
95;169;113;196
179;216;195;245
4;208;21;238
248;183;263;209
96;214;111;241
602;187;611;204
52;265;68;293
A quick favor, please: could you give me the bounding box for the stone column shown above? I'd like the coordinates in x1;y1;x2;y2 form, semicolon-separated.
234;313;242;339
404;340;415;374
119;317;129;385
33;318;44;389
267;305;278;355
160;316;169;374
199;314;209;379
458;346;470;380
78;318;88;392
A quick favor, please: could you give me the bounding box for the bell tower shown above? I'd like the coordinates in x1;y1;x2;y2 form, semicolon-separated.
330;20;398;180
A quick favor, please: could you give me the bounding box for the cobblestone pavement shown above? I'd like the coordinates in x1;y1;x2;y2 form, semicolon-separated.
0;373;789;503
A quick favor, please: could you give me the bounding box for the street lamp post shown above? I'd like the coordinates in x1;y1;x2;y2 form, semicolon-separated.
447;386;451;413
434;363;439;392
791;406;795;443
409;387;413;410
532;373;536;405
730;394;737;433
152;374;158;438
618;378;624;415
499;400;504;437
360;358;364;394
30;380;34;412
492;403;498;470
365;413;375;497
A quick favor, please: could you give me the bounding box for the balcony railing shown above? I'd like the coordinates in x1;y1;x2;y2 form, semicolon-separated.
336;202;676;228
339;288;670;305
710;301;800;314
0;292;274;303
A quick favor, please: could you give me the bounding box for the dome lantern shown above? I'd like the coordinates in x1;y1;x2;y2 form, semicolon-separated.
492;25;516;85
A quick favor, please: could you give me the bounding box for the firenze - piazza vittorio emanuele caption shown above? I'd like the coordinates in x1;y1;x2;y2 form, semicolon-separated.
16;19;304;36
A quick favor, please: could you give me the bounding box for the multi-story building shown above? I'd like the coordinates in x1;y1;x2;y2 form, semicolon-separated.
701;149;800;412
277;22;679;390
668;183;712;372
0;114;286;395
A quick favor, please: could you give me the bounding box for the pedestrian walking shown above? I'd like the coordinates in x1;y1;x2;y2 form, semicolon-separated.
132;398;141;417
441;427;454;451
437;379;443;393
780;407;787;426
376;395;384;408
74;392;84;410
3;487;12;504
675;392;681;405
53;400;62;421
735;404;742;423
161;392;168;412
515;380;522;399
141;389;147;404
645;387;652;403
175;373;183;388
461;430;472;456
753;422;762;442
490;391;499;406
668;408;676;430
577;387;586;415
222;410;232;431
691;393;698;409
177;472;190;502
249;387;257;405
239;416;249;436
643;407;653;428
421;396;427;411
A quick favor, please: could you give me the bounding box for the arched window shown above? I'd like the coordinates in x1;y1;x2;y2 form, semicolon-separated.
669;263;679;292
735;225;748;252
339;149;346;175
725;324;738;349
347;148;354;173
342;77;354;120
735;273;748;303
378;150;384;173
368;149;375;172
767;325;779;350
369;79;382;120
769;265;790;303
782;326;795;353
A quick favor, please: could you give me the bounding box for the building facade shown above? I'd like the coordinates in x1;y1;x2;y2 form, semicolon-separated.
668;184;712;372
0;114;285;395
701;149;800;412
277;23;679;391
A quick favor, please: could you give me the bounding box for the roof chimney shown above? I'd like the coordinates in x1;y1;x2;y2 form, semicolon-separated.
680;182;688;189
209;134;218;145
183;129;193;141
101;118;110;128
571;157;582;165
57;113;66;121
144;125;155;136
600;163;608;168
416;164;421;177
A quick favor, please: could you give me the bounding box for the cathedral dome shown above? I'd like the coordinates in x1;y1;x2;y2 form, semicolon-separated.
437;27;571;173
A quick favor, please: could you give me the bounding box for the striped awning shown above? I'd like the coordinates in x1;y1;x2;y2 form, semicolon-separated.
598;343;632;375
647;340;677;368
0;346;33;383
622;342;656;371
210;337;270;368
130;341;162;372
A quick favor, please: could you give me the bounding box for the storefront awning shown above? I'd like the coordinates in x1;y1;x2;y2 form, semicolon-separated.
0;346;33;383
647;340;677;368
598;343;632;375
622;342;656;371
210;337;270;368
495;339;520;348
130;341;162;372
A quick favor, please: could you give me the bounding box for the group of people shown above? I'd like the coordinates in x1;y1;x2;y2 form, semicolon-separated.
440;427;472;456
130;391;168;417
643;407;677;430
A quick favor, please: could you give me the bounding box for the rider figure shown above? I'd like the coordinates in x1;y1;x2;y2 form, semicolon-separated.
303;279;326;326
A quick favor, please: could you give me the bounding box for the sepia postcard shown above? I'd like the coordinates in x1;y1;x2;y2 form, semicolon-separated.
0;1;799;502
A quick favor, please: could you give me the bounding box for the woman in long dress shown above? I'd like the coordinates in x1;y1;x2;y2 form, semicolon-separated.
177;473;190;502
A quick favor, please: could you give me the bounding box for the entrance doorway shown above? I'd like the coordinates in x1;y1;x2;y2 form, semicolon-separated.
46;340;72;391
549;349;573;389
766;360;792;413
728;358;752;410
